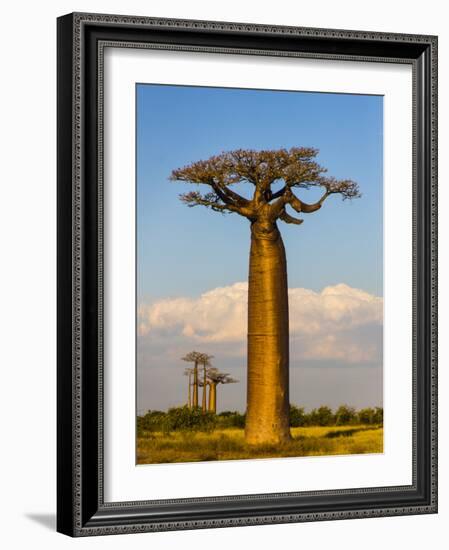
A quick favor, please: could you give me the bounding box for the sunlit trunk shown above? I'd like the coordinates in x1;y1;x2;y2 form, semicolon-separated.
188;373;192;408
245;223;291;445
208;382;217;414
202;363;207;413
192;362;199;408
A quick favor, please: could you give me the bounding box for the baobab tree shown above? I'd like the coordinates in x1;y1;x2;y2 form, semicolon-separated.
200;354;214;413
183;367;194;408
181;351;207;408
206;368;238;414
171;148;360;444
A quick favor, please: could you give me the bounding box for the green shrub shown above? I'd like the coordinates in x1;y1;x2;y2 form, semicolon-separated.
290;405;307;427
335;405;357;425
164;406;216;433
372;406;383;424
217;411;246;428
308;406;334;426
357;407;375;424
137;410;167;435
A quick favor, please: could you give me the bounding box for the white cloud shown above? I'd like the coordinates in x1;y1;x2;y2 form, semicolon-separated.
138;282;382;363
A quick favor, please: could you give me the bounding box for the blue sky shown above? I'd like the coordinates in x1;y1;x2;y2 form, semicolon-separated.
137;84;383;302
136;84;383;413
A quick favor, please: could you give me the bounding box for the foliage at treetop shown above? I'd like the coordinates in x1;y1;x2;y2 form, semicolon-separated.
171;147;360;223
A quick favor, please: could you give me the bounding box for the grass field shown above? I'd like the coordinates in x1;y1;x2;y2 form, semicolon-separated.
137;425;383;464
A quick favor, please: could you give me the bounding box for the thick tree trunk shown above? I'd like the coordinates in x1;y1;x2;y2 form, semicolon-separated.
193;362;198;408
209;383;217;414
245;222;291;445
188;374;191;408
202;364;207;413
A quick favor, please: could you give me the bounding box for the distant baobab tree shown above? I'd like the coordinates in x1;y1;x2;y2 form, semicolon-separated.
172;148;360;444
201;354;214;413
181;351;208;408
206;367;238;414
183;367;194;408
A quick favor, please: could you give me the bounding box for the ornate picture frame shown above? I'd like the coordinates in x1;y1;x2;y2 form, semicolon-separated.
57;12;437;536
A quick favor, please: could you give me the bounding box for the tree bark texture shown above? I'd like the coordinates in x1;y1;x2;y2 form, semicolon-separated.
245;223;291;445
193;362;198;408
188;373;191;408
208;383;217;414
202;365;207;412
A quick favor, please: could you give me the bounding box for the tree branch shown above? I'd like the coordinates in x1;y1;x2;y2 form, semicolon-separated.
210;180;249;207
269;188;329;218
320;176;361;200
179;191;242;214
279;209;304;225
271;185;287;200
289;189;330;214
208;181;233;205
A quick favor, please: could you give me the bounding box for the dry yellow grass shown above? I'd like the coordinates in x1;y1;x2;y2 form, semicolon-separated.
137;425;383;465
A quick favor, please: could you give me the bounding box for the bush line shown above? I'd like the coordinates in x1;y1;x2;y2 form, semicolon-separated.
137;405;383;435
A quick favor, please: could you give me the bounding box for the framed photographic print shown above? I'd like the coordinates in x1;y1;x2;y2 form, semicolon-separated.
57;12;438;536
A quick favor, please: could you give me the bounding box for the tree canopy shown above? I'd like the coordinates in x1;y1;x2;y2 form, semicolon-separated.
181;351;212;365
206;367;238;386
170;147;361;226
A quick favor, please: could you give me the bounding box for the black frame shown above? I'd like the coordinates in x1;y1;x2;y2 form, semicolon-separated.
57;12;438;537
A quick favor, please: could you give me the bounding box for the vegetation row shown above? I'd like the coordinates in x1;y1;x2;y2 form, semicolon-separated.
137;405;383;436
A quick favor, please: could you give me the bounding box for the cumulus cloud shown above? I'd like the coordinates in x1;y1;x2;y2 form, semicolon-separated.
138;282;248;342
138;282;382;364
